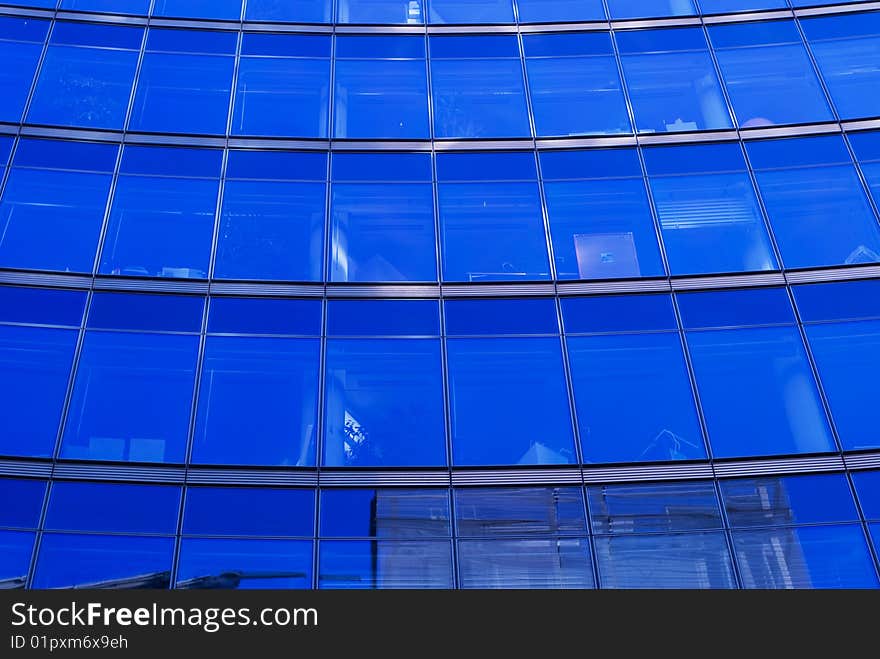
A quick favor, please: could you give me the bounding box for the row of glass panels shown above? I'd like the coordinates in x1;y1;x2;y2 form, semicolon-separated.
3;472;878;588
1;14;879;138
1;133;880;282
1;0;871;23
2;280;879;466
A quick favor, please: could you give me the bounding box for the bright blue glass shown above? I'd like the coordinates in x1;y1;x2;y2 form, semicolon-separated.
183;487;314;536
327;299;439;336
698;0;786;11
88;292;203;333
153;0;242;19
515;0;605;22
458;538;594;589
0;140;115;273
27;22;141;129
644;143;777;275
330;154;436;282
323;339;446;467
594;532;737;589
45;482;181;533
129;30;235;135
569;333;706;464
337;0;424;23
60;0;151;12
0;326;77;458
617;28;732;133
208;297;321;335
246;0;331;22
33;534;175;588
561;293;677;334
607;0;695;19
677;287;794;328
233;34;330;138
100;147;220;279
60;331;199;463
732;525;879;589
176;539;313;589
0;479;45;528
686;325;835;458
447;337;576;466
318;540;453;589
0;285;86;326
524;34;630;137
454;487;587;536
192;337;319;466
429;0;514;24
589;481;722;534
0;17;49;123
748;136;880;268
801;13;880;120
793;279;880;323
321;489;450;537
710;21;833;128
853;471;880;520
430;36;531;138
0;531;35;588
445;298;558;336
804;320;880;451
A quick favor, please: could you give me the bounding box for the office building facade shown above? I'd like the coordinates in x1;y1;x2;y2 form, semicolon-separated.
0;0;879;589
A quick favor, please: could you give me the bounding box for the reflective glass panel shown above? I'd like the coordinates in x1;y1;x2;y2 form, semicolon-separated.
176;539;312;589
429;0;514;23
337;0;425;23
321;489;451;537
183;487;314;537
0;478;46;529
318;540;453;588
0;531;35;589
246;0;331;22
588;481;722;534
45;482;181;534
454;487;587;536
0;17;49;123
458;538;594;589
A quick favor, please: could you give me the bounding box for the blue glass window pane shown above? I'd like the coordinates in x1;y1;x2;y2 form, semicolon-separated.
246;0;331;22
802;13;880;120
0;18;48;123
61;0;151;13
153;0;242;19
45;482;181;533
27;23;141;129
88;293;203;332
794;280;880;322
327;300;439;336
323;339;446;467
430;36;530;138
607;0;695;19
0;531;35;588
853;471;880;520
804;320;880;451
337;0;425;23
458;538;594;589
589;481;722;534
445;298;558;336
569;333;706;464
208;298;322;336
176;539;312;590
120;141;223;177
686;325;835;458
0;140;115;273
60;331;199;463
698;0;786;11
321;489;450;537
732;525;879;589
595;532;736;589
721;474;859;527
710;21;833;127
0;284;86;327
33;534;174;589
645;143;776;275
318;540;453;589
184;487;314;537
0;326;77;458
447;337;576;466
849;130;880;163
618;28;732;133
0;478;45;528
525;34;630;137
454;487;586;536
515;0;605;22
677;287;794;329
429;0;513;24
192;336;319;467
561;294;677;334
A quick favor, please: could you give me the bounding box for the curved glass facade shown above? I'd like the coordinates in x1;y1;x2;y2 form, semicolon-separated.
1;0;879;589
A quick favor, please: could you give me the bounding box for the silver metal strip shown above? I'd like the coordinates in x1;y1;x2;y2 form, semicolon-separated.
739;123;841;140
611;17;702;30
208;282;324;297
92;277;209;293
54;11;148;25
440;283;556;297
0;271;91;288
844;453;880;471
320;471;451;486
52;463;186;483
713;455;845;478
702;10;795;24
785;265;880;283
556;279;670;294
432;139;534;151
795;2;880;17
0;460;52;478
636;130;740;145
226;138;330;150
671;273;787;290
325;285;441;298
535;135;637;149
330;140;433;151
582;463;714;483
841;118;880;133
451;469;582;485
186;469;319;486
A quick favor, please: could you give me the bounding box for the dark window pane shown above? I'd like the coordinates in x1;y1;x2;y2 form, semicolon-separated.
853;471;880;520
454;487;586;536
183;487;314;537
0;286;85;327
45;482;181;534
458;538;594;589
0;478;46;528
794;280;880;323
320;489;450;537
88;293;203;333
677;287;794;329
176;538;312;590
0;17;48;123
326;300;439;336
208;298;322;336
445;298;558;336
588;481;721;534
318;540;453;589
561;294;676;334
0;531;35;589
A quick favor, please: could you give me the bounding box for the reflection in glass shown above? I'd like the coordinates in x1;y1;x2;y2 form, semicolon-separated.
177;539;312;589
455;487;587;537
458;538;594;589
0;531;36;590
321;489;451;538
318;540;453;589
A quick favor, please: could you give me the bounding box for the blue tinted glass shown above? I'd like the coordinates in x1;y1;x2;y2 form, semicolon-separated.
677;287;794;328
184;487;314;536
88;293;204;332
699;0;786;10
120;143;223;177
853;471;880;520
145;27;237;55
794;280;880;322
516;0;605;22
27;23;141;129
595;532;736;589
318;540;453;589
570;333;705;464
192;336;319;466
561;294;676;334
0;140;115;273
176;539;312;589
458;538;594;589
541;146;642;179
326;300;440;336
321;489;450;537
45;482;181;533
721;474;859;527
430;37;530;139
323;339;446;467
246;0;331;21
0;531;35;588
0;285;85;326
849;131;880;162
805;320;880;451
337;0;425;23
208;298;322;335
0;18;48;123
454;487;586;536
60;331;199;463
445;298;558;336
732;525;879;589
748;134;850;169
589;482;721;533
429;0;513;23
608;0;695;18
618;28;732;133
0;479;45;528
60;0;151;12
33;534;175;589
447;337;576;466
153;0;242;19
0;137;10;166
687;325;835;458
0;326;77;458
